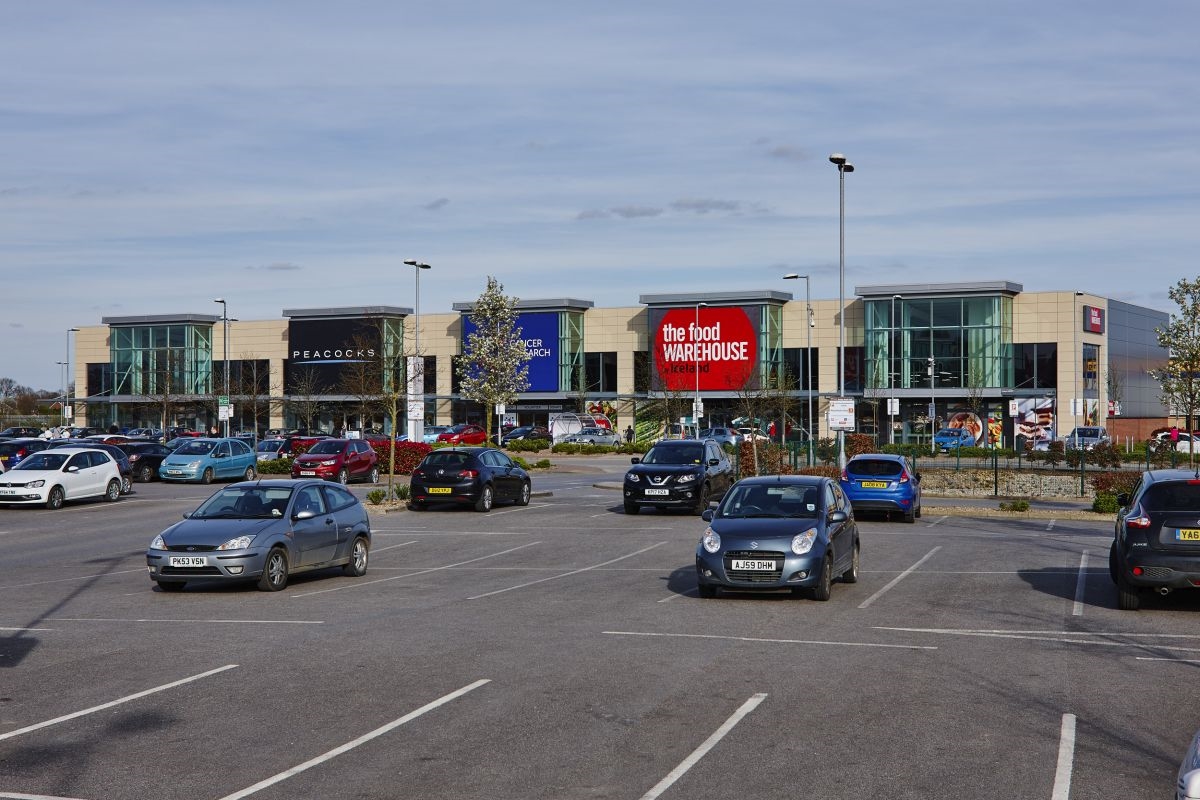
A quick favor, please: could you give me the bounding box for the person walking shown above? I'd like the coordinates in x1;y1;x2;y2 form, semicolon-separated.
624;425;634;444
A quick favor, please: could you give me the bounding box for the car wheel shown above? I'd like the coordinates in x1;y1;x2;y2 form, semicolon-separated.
624;500;639;515
1116;576;1141;611
243;466;257;481
342;536;369;577
337;468;349;485
517;481;531;506
257;548;289;592
46;486;65;510
368;466;380;484
474;484;494;512
408;501;427;511
201;467;214;485
156;580;186;592
903;507;916;524
138;464;154;482
697;583;717;599
120;475;133;494
693;483;711;515
841;542;860;583
1108;542;1119;583
915;502;922;519
105;479;122;502
810;557;833;601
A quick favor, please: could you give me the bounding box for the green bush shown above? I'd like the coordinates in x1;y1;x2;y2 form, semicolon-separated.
506;438;550;454
392;483;411;501
815;438;838;466
257;458;292;474
1089;470;1139;498
1092;493;1120;514
550;442;620;455
737;441;794;477
366;489;388;505
512;456;553;470
999;498;1031;512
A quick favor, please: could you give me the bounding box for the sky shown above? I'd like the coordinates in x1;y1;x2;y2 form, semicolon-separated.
3;1;1199;393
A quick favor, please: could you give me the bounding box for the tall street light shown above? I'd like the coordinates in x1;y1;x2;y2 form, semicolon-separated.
830;153;854;468
783;274;813;464
889;295;902;444
56;361;68;428
403;260;432;443
1073;290;1084;450
66;327;79;428
214;298;229;437
694;301;708;434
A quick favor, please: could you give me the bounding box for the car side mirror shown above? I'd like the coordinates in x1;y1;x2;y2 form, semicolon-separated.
65;465;80;473
707;458;719;466
701;508;714;522
828;509;848;523
914;471;922;482
1116;493;1129;507
631;457;641;464
292;510;316;520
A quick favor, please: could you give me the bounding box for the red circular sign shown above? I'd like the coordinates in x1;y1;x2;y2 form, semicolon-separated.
654;307;759;392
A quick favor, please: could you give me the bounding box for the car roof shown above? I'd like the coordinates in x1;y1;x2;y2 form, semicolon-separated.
735;474;826;487
1144;469;1200;483
848;453;907;462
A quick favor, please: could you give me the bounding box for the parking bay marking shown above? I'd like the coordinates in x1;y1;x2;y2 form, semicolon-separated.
0;664;238;742
1052;713;1076;800
638;693;767;800
0;792;89;799
467;542;668;600
215;679;490;800
874;627;1200;654
1072;551;1089;616
605;631;937;651
857;547;941;609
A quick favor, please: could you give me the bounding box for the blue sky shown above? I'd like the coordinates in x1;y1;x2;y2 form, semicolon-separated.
3;1;1198;392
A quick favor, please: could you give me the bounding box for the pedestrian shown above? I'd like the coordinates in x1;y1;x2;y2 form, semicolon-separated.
624;425;634;444
209;424;219;437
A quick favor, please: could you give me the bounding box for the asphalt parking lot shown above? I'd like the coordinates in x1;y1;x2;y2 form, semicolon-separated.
2;466;1198;799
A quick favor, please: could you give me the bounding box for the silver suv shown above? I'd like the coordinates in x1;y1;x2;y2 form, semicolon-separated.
1064;427;1110;451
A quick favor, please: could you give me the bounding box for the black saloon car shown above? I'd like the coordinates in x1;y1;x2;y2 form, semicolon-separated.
501;425;552;446
623;438;733;515
118;441;176;482
695;475;860;600
1110;469;1200;610
408;447;532;512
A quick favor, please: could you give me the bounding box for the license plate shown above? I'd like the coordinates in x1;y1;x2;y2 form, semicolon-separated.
167;470;182;475
732;559;776;571
0;489;15;496
428;487;452;494
300;470;316;476
860;480;888;489
168;556;208;567
644;488;670;496
1177;529;1200;541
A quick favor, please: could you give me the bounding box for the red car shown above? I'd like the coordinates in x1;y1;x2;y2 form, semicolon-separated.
436;424;488;445
290;439;380;484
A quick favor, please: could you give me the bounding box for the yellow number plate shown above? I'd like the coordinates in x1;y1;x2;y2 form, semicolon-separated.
428;487;452;495
860;480;888;489
1177;529;1200;541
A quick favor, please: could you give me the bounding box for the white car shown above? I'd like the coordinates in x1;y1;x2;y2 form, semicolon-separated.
1178;728;1200;799
1156;430;1196;454
562;426;622;447
0;447;123;509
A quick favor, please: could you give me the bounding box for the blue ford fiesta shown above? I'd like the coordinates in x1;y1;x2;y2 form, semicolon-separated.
839;453;922;523
695;475;860;600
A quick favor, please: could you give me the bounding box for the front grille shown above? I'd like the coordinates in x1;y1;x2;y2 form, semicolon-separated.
162;544;219;552
160;566;223;576
724;550;785;583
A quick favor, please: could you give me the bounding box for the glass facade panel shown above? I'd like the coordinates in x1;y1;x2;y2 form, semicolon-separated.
931;299;962;328
111;323;212;398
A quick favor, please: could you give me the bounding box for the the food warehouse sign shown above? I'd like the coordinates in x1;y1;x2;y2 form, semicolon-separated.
650;306;759;391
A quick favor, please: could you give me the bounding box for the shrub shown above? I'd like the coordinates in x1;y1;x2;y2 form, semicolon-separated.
512;456;552;470
845;433;875;458
737;441;794;477
506;439;550;454
1043;441;1065;469
392;483;411;501
798;466;840;479
372;441;432;475
1092;493;1120;514
1088;442;1124;468
257;458;292;474
366;489;388;505
999;498;1031;512
814;438;838;466
1089;470;1139;498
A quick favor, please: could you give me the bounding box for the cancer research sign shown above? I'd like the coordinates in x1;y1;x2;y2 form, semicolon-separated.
462;311;560;392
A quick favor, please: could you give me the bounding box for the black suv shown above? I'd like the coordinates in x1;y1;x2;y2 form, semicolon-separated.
623;438;733;515
1110;469;1200;610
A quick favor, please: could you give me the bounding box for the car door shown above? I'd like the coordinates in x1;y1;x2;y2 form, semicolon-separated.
481;450;517;500
824;482;852;571
290;484;338;565
63;452;99;498
706;442;732;495
321;484;363;558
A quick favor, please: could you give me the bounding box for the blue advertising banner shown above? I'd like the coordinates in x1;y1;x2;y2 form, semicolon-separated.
463;311;559;392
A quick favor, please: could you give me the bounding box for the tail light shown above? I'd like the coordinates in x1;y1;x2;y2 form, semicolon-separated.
898;471;910;483
1125;506;1152;529
460;469;479;479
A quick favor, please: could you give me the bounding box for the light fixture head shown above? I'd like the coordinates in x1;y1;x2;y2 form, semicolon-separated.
842;162;855;173
783;273;799;280
829;153;846;165
893;294;902;299
404;259;417;265
214;298;225;304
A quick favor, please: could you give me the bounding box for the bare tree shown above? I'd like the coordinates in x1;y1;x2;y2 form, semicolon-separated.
236;353;271;436
336;334;385;434
286;367;328;432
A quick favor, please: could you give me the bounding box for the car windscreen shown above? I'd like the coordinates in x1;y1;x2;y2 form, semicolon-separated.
257;440;284;452
847;459;904;477
1143;482;1200;512
1074;428;1103;437
642;446;703;465
306;440;344;455
936;429;965;437
193;486;294;519
719;483;819;518
174;441;216;456
12;452;68;471
423;452;473;468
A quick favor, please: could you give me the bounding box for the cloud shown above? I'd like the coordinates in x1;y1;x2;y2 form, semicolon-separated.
576;208;609;220
608;206;664;219
670;198;740;214
256;262;302;271
765;145;808;162
423;197;450;211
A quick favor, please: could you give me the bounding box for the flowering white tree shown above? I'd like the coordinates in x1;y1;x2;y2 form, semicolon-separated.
456;277;530;442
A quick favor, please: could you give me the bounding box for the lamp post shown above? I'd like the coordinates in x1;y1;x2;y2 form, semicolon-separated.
214;298;229;437
66;327;79;428
928;355;937;455
889;295;901;444
830;153;854;468
403;260;432;443
1074;290;1084;495
56;361;68;428
783;274;813;464
694;301;708;434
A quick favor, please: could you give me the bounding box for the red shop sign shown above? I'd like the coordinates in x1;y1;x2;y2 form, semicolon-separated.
654;306;759;392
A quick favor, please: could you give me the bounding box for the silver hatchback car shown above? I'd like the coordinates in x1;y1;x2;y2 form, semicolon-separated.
145;479;371;592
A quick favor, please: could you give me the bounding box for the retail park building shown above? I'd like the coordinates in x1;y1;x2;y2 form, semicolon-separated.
70;280;1170;447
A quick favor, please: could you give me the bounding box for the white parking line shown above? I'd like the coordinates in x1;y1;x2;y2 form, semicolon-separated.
1051;713;1076;800
468;542;667;599
215;679;490;800
1046;519;1057;530
604;631;937;650
291;542;542;597
0;792;89;799
638;693;767;800
925;515;948;527
0;568;147;592
875;627;1200;653
1072;551;1089;616
369;540;419;554
0;664;237;742
857;547;941;609
44;618;321;625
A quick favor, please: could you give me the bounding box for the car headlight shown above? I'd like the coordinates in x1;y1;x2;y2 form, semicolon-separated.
792;529;817;555
150;534;166;550
187;460;202;468
27;479;45;488
320;459;338;466
702;528;721;553
626;473;640;483
676;472;698;484
217;535;256;551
